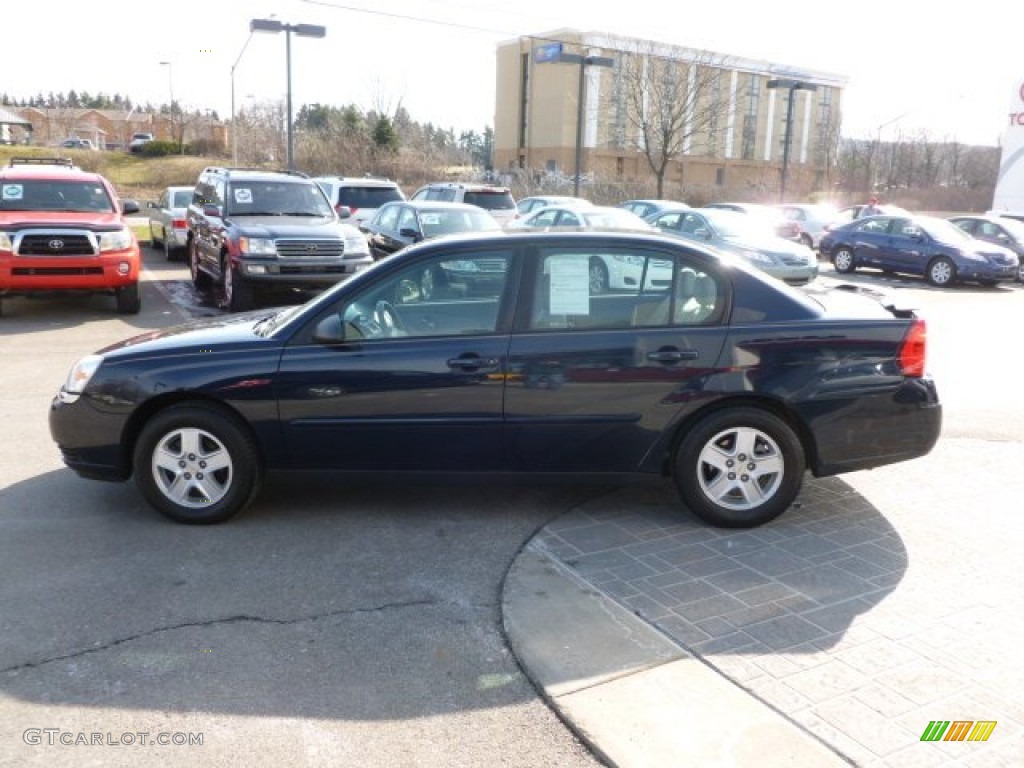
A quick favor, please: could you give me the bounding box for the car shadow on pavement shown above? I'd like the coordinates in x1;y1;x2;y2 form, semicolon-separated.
532;474;907;666
0;466;618;721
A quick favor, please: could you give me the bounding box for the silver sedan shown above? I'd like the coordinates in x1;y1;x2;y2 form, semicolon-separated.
147;185;194;260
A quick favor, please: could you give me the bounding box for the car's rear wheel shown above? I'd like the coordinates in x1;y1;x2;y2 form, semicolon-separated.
133;403;262;524
149;223;161;248
164;235;174;262
673;407;805;528
190;239;212;291
589;258;609;294
115;283;141;314
926;256;956;287
1017;261;1024;283
832;247;856;274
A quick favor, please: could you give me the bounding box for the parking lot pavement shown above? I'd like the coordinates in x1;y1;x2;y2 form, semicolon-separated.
503;436;1024;767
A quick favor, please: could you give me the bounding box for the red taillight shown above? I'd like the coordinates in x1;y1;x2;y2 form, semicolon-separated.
899;318;927;377
172;218;187;229
337;204;358;214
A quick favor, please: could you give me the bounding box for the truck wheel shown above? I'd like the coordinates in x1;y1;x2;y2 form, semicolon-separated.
190;239;213;291
673;407;805;528
224;260;254;312
116;283;141;314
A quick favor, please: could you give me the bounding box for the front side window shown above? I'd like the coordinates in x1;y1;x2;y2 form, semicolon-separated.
335;249;513;340
375;204;400;232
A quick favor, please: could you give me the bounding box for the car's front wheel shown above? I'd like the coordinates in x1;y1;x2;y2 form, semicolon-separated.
115;283;141;314
224;259;254;312
673;407;805;528
926;256;956;287
190;239;212;291
832;247;856;274
133;403;262;524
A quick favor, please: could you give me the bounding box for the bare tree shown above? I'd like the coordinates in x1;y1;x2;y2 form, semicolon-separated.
615;40;735;197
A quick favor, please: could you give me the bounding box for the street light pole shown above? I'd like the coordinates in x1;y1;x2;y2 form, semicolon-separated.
231;31;254;165
535;46;614;197
250;18;327;173
159;61;181;154
767;78;817;202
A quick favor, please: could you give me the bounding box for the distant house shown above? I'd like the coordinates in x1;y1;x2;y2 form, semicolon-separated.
0;105;33;145
11;107;227;151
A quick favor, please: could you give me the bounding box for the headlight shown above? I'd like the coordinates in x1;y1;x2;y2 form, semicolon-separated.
0;232;12;251
957;249;985;263
739;248;774;265
343;232;370;256
98;228;133;252
239;237;276;255
59;354;103;403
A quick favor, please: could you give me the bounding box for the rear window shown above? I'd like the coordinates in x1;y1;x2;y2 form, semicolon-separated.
464;190;515;211
337;186;403;208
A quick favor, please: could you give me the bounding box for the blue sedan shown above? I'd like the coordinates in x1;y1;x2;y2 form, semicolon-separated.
819;214;1019;287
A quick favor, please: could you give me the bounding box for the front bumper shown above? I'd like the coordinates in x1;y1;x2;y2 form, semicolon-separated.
236;257;372;286
0;250;140;292
49;392;131;482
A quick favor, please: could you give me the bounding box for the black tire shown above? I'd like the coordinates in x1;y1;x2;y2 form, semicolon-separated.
164;235;174;261
589;258;609;294
133;403;262;524
925;256;956;287
189;238;213;291
116;283;141;314
800;233;814;249
832;247;856;274
673;407;805;528
224;259;254;312
1018;261;1024;283
149;223;161;248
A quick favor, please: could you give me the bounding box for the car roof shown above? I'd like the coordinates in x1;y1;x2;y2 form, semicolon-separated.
390;200;487;211
418;181;512;193
314;176;400;187
0;161;97;182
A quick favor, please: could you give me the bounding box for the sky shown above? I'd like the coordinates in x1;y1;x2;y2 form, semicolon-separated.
4;0;1018;147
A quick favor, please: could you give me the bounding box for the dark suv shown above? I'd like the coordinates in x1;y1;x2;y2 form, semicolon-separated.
185;167;373;311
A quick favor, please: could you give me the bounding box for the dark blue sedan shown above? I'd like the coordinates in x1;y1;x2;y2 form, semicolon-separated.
50;230;941;529
819;214;1019;287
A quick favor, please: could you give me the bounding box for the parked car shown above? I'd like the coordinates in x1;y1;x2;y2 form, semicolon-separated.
618;199;688;219
147;185;194;260
312;176;405;230
410;182;517;227
648;205;818;285
0;156;141;316
364;200;501;261
704;201;802;241
819;214;1020;287
949;214;1024;282
830;203;909;224
507;204;661;292
60;138;96;150
515;195;592;218
185;166;373;312
127;133;155;154
775;203;840;250
49;229;941;529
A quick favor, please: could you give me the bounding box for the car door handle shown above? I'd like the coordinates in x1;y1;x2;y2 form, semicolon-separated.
647;348;699;363
447;356;499;371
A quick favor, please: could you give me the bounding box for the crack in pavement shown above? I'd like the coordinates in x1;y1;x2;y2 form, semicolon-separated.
1;597;439;676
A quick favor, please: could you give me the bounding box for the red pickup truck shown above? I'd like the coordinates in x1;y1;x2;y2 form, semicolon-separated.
0;157;142;315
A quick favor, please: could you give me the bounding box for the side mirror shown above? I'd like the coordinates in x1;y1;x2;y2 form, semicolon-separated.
312;313;345;344
202;204;222;218
694;227;711;239
399;227;423;242
121;200;140;215
147;201;157;209
335;205;352;219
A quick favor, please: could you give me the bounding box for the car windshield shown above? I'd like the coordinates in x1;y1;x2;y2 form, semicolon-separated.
419;208;501;237
918;217;973;244
226;181;333;217
579;209;651;228
463;190;515;211
0;180;114;212
704;210;774;239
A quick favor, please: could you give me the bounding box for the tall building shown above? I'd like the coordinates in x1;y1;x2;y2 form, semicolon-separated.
494;30;847;200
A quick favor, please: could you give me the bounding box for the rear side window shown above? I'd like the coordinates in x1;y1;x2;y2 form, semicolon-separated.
337;186;403;208
464;190;515;211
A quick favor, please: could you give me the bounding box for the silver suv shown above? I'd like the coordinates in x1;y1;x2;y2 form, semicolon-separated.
313;176;405;229
410;182;517;227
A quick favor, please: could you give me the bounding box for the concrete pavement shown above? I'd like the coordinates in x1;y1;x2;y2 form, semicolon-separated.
501;437;1024;767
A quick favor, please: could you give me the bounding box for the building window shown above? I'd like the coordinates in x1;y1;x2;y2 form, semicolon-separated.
741;76;760;160
616;157;624;178
706;70;723;157
716;167;725;186
518;53;529;150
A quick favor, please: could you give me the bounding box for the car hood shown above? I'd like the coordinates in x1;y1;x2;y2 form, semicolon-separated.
0;211;127;230
720;234;810;258
225;215;345;237
96;310;286;360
